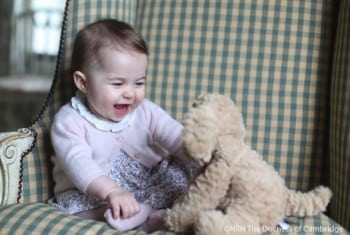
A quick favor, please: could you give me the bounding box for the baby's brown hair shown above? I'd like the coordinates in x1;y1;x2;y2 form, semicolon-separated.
72;19;148;73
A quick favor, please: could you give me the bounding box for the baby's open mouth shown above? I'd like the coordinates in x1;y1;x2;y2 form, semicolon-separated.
114;104;130;115
114;104;129;110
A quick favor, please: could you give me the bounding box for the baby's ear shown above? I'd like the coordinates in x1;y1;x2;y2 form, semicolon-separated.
73;71;88;93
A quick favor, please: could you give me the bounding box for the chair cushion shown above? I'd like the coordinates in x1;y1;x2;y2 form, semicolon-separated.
0;203;159;235
0;202;346;235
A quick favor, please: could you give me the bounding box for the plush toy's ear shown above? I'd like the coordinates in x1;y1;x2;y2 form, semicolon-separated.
182;101;221;165
222;97;247;140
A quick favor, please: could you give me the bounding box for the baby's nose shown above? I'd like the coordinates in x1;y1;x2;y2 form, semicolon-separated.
122;86;134;99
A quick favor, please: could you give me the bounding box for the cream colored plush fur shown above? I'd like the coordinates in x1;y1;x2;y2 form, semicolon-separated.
165;94;332;235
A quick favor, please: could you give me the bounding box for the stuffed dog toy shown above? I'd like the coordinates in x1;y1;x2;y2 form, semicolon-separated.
165;94;332;235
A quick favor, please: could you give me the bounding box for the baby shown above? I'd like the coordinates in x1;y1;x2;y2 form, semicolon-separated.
50;19;196;232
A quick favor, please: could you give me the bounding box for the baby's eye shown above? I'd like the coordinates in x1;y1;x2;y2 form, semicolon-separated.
112;82;123;87
135;78;146;86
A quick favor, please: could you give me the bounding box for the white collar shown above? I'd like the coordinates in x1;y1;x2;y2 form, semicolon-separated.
71;92;135;133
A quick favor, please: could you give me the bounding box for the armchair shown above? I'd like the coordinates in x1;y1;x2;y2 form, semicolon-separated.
1;0;349;234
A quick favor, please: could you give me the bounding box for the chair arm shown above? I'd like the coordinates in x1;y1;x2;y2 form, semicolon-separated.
0;128;35;206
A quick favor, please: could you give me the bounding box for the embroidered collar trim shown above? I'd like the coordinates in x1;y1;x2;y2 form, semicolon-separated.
71;92;135;133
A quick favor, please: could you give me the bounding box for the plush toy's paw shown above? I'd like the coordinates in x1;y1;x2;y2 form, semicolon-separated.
165;208;194;232
164;209;176;230
194;210;227;235
165;208;187;232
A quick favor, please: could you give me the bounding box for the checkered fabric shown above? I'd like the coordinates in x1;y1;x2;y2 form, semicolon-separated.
4;0;347;234
0;203;346;235
0;203;174;235
136;0;336;190
329;0;350;230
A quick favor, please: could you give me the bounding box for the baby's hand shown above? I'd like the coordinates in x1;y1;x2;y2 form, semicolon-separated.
105;188;140;219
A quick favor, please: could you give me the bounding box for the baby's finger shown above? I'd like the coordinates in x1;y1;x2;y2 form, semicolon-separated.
120;204;132;218
111;204;121;219
122;202;139;218
133;201;140;214
129;199;140;214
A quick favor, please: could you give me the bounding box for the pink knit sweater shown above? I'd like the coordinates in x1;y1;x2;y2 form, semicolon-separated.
51;97;183;196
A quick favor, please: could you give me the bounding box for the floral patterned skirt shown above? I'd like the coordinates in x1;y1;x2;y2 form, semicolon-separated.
49;151;196;214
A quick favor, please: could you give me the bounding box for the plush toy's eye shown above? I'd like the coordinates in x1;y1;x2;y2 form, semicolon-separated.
192;95;208;107
192;100;202;107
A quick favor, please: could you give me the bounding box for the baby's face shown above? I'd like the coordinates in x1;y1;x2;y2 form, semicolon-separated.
82;48;148;122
